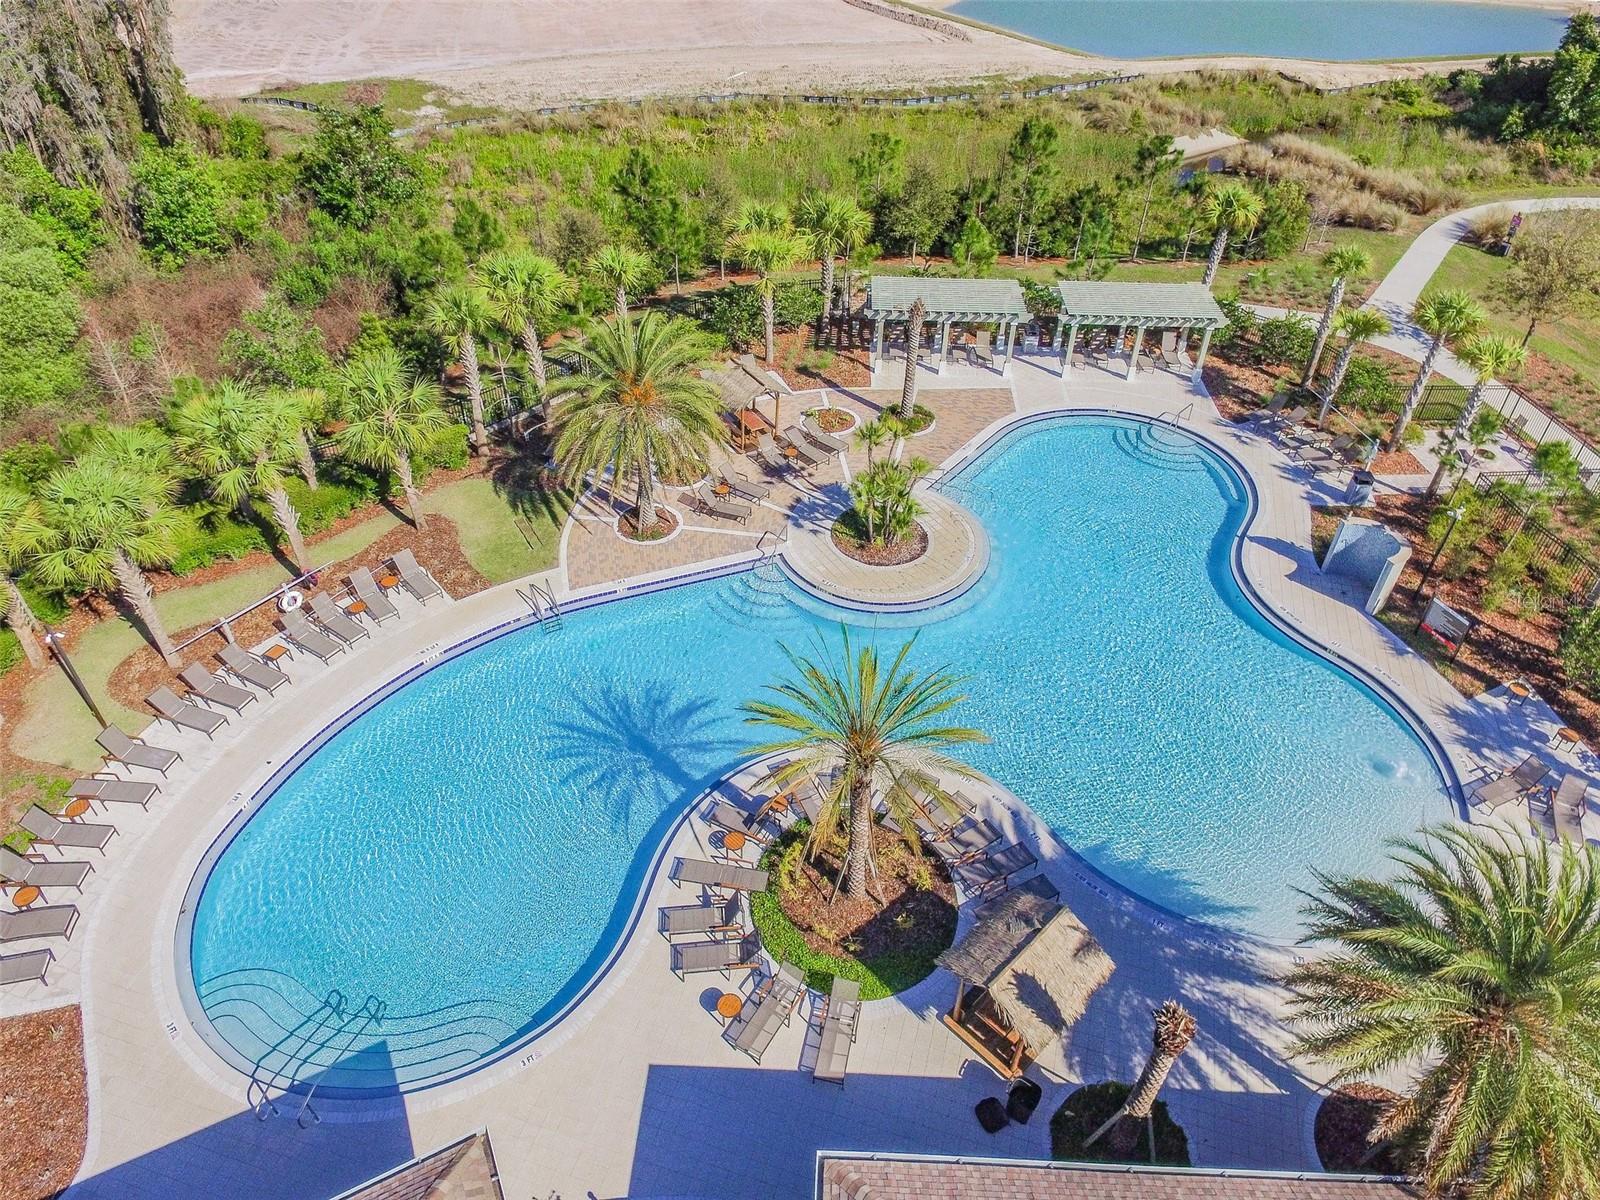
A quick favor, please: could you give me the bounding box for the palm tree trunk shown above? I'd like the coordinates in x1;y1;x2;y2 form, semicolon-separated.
520;322;550;419
1203;227;1229;287
3;577;46;668
294;431;319;490
763;287;777;365
635;458;659;527
900;304;925;420
266;486;311;573
462;334;486;455
1318;342;1358;425
845;773;873;898
1426;453;1455;497
1392;336;1443;445
820;255;836;322
1086;1001;1196;1154
615;285;629;322
111;551;178;666
396;454;425;528
1523;316;1537;348
1304;277;1347;385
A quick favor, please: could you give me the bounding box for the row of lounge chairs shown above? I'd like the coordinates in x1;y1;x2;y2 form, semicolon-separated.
1472;752;1594;844
1;814;104;985
1248;398;1364;475
751;415;851;475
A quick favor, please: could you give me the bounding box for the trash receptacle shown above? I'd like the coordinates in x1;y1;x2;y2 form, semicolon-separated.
1345;469;1375;507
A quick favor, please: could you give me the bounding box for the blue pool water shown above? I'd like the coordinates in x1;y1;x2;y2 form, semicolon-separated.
187;416;1452;1091
951;0;1565;61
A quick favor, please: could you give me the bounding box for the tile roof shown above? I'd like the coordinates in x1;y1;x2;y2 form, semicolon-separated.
866;276;1031;319
817;1155;1420;1200
1054;281;1227;327
334;1130;503;1200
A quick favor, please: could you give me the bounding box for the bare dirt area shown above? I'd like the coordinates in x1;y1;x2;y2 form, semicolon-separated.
0;1006;87;1200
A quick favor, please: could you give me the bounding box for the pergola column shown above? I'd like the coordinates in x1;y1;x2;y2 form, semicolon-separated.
872;316;885;373
1126;326;1145;380
1062;323;1078;377
1001;319;1017;376
1192;326;1214;385
1052;312;1066;351
937;316;952;376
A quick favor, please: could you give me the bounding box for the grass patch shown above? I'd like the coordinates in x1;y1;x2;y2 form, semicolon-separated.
263;77;499;125
423;476;572;584
2;771;71;850
1050;1081;1191;1167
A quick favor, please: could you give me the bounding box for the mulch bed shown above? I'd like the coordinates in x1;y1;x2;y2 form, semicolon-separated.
809;407;855;434
617;508;680;542
1049;1081;1191;1166
1314;1083;1406;1175
831;517;928;566
0;1006;87;1200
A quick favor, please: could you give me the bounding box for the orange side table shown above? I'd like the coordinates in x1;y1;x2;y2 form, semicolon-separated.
378;574;401;590
723;831;747;858
347;599;368;617
716;993;743;1021
262;644;291;663
12;885;41;910
62;798;91;820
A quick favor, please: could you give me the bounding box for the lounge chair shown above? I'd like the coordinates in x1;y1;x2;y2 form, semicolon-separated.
309;593;371;645
281;611;346;663
705;799;770;844
801;417;850;455
1136;352;1156;374
20;806;117;854
910;786;975;835
147;685;229;738
779;428;825;468
953;842;1039;893
1471;753;1552;811
179;663;258;713
695;484;753;525
0;846;93;892
68;776;158;811
755;433;791;473
1246;395;1288;425
670;933;762;978
885;809;999;863
974;330;995;367
218;644;290;694
1070;349;1087;370
1265;405;1310;435
813;975;861;1085
1160;331;1184;369
96;726;181;776
1552;773;1590;843
1294;434;1357;471
975;872;1061;921
390;549;445;604
350;567;401;625
733;959;806;1063
1529;789;1559;842
0;904;78;944
659;895;742;940
0;948;54;987
722;472;773;502
671;858;770;893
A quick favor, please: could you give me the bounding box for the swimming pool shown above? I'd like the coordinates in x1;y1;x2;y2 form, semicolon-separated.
184;415;1453;1092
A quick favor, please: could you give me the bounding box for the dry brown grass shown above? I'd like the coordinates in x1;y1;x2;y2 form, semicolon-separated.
1265;133;1462;214
1230;142;1408;230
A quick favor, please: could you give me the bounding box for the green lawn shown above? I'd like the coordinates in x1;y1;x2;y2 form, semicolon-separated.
423;476;572;585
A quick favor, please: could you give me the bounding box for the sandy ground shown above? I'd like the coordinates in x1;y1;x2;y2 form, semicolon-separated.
169;0;1516;109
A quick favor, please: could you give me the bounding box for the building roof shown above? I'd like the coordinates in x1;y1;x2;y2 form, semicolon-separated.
816;1154;1421;1200
705;353;790;408
1055;281;1227;328
935;889;1114;1052
866;276;1031;320
332;1130;503;1200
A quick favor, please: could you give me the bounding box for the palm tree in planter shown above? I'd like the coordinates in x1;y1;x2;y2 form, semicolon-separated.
589;243;653;321
796;193;873;321
0;484;50;668
854;415;893;467
550;312;722;537
423;282;493;455
728;226;808;365
1085;1000;1199;1158
33;458;184;666
334;348;449;528
1199;181;1265;288
479;249;574;423
1304;244;1373;384
1427;333;1526;496
741;629;988;900
899;297;928;421
172;381;314;573
1391;289;1484;445
1283;826;1600;1200
1315;307;1390;426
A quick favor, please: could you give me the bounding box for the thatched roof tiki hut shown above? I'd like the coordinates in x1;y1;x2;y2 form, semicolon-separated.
935;888;1115;1079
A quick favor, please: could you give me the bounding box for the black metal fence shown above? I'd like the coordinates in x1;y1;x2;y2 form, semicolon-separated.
1444;473;1600;607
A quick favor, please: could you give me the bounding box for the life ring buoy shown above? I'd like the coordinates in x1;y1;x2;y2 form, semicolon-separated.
277;589;305;613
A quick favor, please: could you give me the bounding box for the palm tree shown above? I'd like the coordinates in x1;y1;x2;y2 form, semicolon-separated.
272;388;323;490
172;381;315;573
742;630;987;900
1085;1000;1199;1156
728;226;808;365
0;485;49;668
33;459;183;666
899;297;927;420
479;249;574;420
796;194;872;319
1316;307;1390;426
1283;826;1600;1200
550;312;722;532
854;415;892;467
1304;244;1373;384
1200;182;1265;288
1391;289;1485;445
730;200;791;236
334;348;449;528
423;283;493;455
589;243;653;321
77;423;179;484
1428;333;1528;495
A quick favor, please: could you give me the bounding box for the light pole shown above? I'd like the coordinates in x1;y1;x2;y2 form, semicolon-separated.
1413;505;1466;603
43;626;107;729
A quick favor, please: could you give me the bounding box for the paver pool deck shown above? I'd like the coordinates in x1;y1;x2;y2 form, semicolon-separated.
15;353;1584;1200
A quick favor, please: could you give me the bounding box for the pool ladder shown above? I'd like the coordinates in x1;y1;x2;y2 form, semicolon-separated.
247;991;386;1126
520;580;564;631
1153;402;1195;427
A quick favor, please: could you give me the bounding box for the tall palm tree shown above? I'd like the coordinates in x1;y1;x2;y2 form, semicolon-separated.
900;297;927;420
796;194;872;319
728;226;808;365
272;388;323;490
1428;333;1528;495
550;312;722;531
33;459;184;666
589;243;653;321
1316;307;1391;426
478;249;574;419
172;381;314;573
334;348;449;528
0;485;50;668
1391;289;1485;445
423;283;493;455
1200;182;1265;288
1086;1000;1199;1156
741;629;987;900
854;415;892;467
1304;244;1373;384
1283;826;1600;1200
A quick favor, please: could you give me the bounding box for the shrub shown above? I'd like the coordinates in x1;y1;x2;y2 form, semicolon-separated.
1254;313;1315;366
1337;355;1403;414
698;281;823;348
132;142;227;267
170;515;269;574
298;106;419;226
1468;205;1515;246
1561;604;1600;696
418;423;471;471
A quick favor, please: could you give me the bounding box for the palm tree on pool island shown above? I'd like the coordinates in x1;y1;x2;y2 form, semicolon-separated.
741;628;988;901
550;311;722;536
1282;826;1600;1200
1085;999;1198;1158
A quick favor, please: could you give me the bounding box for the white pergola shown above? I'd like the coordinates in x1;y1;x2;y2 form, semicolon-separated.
1052;281;1227;382
864;277;1032;376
